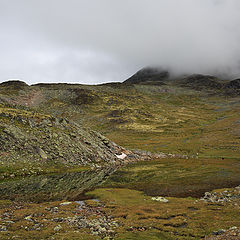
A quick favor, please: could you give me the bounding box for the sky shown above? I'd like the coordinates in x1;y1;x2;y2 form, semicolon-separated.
0;0;240;84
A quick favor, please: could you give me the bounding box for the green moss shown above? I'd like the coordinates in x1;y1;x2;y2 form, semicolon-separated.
0;200;12;208
115;231;173;240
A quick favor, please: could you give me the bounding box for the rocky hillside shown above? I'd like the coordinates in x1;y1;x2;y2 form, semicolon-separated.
0;73;240;160
177;74;223;90
0;103;135;179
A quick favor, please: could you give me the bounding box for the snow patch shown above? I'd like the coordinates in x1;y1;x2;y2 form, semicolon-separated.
116;153;127;159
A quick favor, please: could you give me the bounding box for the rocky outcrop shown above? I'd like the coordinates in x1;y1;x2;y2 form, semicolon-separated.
69;88;99;105
205;226;240;239
224;79;240;95
0;105;132;168
178;74;223;90
200;186;240;203
225;79;240;90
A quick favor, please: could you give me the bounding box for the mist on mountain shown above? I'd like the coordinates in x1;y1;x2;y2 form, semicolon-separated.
0;0;240;84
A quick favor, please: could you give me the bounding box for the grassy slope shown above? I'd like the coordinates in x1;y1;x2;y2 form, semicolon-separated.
1;82;239;159
40;84;240;158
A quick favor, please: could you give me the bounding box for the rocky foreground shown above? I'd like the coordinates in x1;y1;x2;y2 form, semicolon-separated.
0;186;240;239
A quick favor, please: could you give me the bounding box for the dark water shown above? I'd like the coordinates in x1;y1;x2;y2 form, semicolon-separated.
1;164;239;202
0;167;116;202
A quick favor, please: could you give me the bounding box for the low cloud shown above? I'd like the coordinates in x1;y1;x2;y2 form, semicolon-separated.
0;0;240;84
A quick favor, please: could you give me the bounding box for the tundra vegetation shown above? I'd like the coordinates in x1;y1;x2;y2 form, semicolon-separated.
0;70;240;239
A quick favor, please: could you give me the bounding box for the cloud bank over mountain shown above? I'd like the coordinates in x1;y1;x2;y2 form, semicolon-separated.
0;0;240;84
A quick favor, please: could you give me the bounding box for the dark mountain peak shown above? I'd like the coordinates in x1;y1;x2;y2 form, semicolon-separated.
0;80;28;88
123;67;169;84
134;67;168;77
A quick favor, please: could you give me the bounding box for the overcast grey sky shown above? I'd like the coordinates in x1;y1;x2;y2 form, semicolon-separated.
0;0;240;84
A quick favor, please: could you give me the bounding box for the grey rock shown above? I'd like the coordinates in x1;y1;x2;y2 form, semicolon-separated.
0;225;7;231
54;225;62;231
37;148;48;160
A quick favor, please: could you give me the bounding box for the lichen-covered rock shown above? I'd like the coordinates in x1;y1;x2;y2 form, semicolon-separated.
37;148;48;160
151;196;169;203
200;186;240;203
0;225;7;232
0;105;131;168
